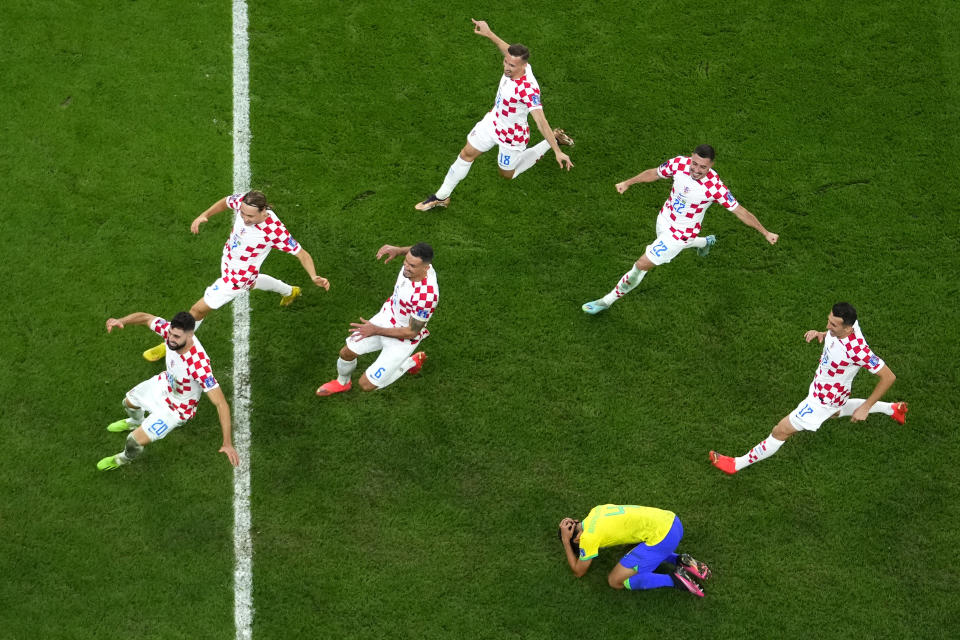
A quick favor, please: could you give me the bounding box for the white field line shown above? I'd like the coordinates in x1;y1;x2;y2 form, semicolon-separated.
232;1;253;639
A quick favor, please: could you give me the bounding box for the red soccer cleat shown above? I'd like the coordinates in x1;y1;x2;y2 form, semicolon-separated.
408;351;427;376
709;451;737;475
891;402;909;425
316;379;352;396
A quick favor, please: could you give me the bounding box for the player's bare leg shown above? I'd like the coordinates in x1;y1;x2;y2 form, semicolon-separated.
415;143;483;211
607;563;638;590
316;346;358;396
837;398;904;422
582;256;654;314
710;416;796;475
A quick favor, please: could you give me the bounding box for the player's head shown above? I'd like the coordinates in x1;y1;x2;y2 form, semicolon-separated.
689;144;716;180
403;243;433;281
167;311;196;351
239;190;271;226
558;518;583;555
503;44;529;79
827;302;858;336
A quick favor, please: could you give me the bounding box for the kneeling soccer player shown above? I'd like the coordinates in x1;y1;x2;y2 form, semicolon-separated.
316;243;438;395
558;504;710;597
98;311;238;470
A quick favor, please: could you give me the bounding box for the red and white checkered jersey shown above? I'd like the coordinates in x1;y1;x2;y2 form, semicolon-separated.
491;64;542;147
656;156;739;242
151;317;219;420
218;193;301;290
810;321;885;408
375;265;439;345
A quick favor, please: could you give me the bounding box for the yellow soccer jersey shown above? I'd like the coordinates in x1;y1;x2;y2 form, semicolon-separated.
577;504;676;561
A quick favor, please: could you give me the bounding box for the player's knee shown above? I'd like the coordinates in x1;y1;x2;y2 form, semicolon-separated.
607;574;626;590
358;375;377;392
339;346;358;360
498;169;514;180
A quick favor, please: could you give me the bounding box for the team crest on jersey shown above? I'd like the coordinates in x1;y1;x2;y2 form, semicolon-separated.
202;375;217;389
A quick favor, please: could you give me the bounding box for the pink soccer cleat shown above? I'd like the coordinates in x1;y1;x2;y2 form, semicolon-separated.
672;568;705;597
677;554;712;581
891;402;908;425
408;351;427;376
710;451;737;475
316;379;351;396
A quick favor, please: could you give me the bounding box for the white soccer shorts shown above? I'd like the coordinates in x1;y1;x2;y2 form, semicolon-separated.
126;376;188;442
644;218;696;266
788;387;841;432
344;313;418;389
467;111;527;170
203;278;245;310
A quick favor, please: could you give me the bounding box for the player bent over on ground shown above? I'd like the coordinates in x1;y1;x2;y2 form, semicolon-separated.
582;144;778;314
143;190;330;361
316;243;438;395
414;19;573;212
710;302;907;475
99;311;238;471
558;504;711;597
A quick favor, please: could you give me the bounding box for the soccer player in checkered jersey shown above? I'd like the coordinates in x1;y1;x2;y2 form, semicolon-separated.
316;243;438;395
710;303;908;475
413;19;574;212
142;190;330;361
582;145;778;314
98;311;238;471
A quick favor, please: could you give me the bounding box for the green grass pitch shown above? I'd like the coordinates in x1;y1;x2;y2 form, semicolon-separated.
1;0;958;638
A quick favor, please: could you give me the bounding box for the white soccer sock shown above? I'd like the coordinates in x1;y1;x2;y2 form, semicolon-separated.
194;318;204;331
373;356;417;388
688;237;707;248
601;266;646;306
123;400;144;425
838;399;893;417
253;274;293;296
336;357;357;385
436;156;473;200
734;434;786;471
510;140;551;178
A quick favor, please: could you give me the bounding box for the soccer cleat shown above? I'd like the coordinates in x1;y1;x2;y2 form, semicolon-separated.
143;342;166;362
107;419;135;433
552;128;575;146
697;235;716;257
414;194;451;211
891;401;909;425
671;568;705;597
408;351;427;376
280;285;302;307
677;554;712;581
316;379;352;396
581;299;609;315
709;450;737;475
97;455;121;471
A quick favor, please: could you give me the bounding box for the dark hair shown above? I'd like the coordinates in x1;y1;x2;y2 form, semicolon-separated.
170;311;196;332
507;43;530;61
557;522;581;557
693;144;715;160
409;242;434;264
832;302;857;327
242;190;270;211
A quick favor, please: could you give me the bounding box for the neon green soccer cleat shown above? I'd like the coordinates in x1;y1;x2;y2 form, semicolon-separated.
280;285;302;307
97;455;121;471
107;419;135;433
143;343;166;362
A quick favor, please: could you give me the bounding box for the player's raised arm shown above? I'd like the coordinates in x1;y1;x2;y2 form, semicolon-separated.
190;197;231;234
730;204;778;244
205;386;238;467
292;247;330;290
105;312;157;333
376;244;411;263
850;365;897;423
615;167;661;193
471;19;509;55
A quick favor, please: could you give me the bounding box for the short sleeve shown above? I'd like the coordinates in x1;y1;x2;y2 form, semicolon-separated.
262;214;300;254
578;533;599;561
657;156;686;179
712;179;739;210
226;194;244;211
523;86;542;111
185;347;220;392
150;317;170;339
410;283;438;323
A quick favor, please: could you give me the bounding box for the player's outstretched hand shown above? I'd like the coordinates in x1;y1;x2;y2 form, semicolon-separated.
376;244;404;263
349;317;378;339
615;181;631;194
190;215;209;235
765;231;779;245
312;275;330;290
850;405;870;423
804;330;825;344
105;318;124;333
471;19;492;37
220;444;239;467
556;151;574;171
